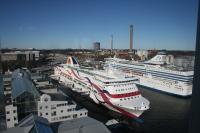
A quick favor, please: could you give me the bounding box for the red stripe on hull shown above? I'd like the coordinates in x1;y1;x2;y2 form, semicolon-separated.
106;91;140;98
61;72;71;77
71;69;84;80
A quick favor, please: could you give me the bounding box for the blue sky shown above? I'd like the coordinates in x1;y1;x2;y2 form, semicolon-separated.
0;0;198;50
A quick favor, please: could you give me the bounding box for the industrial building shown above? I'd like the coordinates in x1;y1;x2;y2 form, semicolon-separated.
1;51;39;61
93;42;100;50
1;51;40;73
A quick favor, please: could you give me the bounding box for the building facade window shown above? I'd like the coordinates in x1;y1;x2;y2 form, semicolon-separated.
67;109;72;112
52;111;56;116
73;114;77;118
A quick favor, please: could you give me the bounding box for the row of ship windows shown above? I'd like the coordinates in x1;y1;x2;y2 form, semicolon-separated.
76;81;87;87
117;104;147;109
110;65;191;79
111;84;134;87
74;79;87;86
119;96;140;101
116;88;135;92
104;81;133;84
61;73;72;80
115;88;135;92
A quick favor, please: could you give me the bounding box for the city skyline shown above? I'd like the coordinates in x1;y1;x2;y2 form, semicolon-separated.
0;0;198;50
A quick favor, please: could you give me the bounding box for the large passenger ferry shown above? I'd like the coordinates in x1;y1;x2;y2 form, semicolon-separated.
53;56;150;118
104;52;193;97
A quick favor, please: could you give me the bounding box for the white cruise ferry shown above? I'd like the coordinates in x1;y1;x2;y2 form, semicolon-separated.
104;52;193;97
53;56;150;118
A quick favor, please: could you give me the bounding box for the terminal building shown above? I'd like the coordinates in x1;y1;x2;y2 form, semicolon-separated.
38;93;88;123
4;68;40;128
1;51;40;73
1;51;40;62
1;68;111;133
2;68;89;129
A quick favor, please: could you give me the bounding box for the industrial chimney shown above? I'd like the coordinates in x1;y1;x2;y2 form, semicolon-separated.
111;35;113;52
130;25;133;53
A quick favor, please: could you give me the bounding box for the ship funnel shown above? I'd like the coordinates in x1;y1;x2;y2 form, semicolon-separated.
66;56;79;66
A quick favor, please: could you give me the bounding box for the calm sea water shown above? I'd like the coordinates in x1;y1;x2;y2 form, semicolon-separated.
62;86;191;133
133;87;191;133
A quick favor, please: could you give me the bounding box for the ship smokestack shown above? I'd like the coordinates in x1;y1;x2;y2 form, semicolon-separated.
130;25;133;53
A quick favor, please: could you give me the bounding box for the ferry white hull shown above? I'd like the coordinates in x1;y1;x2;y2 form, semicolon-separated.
136;76;192;97
103;103;145;117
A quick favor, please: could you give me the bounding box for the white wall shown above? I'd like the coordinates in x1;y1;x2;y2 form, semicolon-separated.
38;94;88;123
5;105;18;128
136;50;148;60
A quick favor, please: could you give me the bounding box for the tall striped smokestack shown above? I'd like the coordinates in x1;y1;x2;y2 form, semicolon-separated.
130;25;133;53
